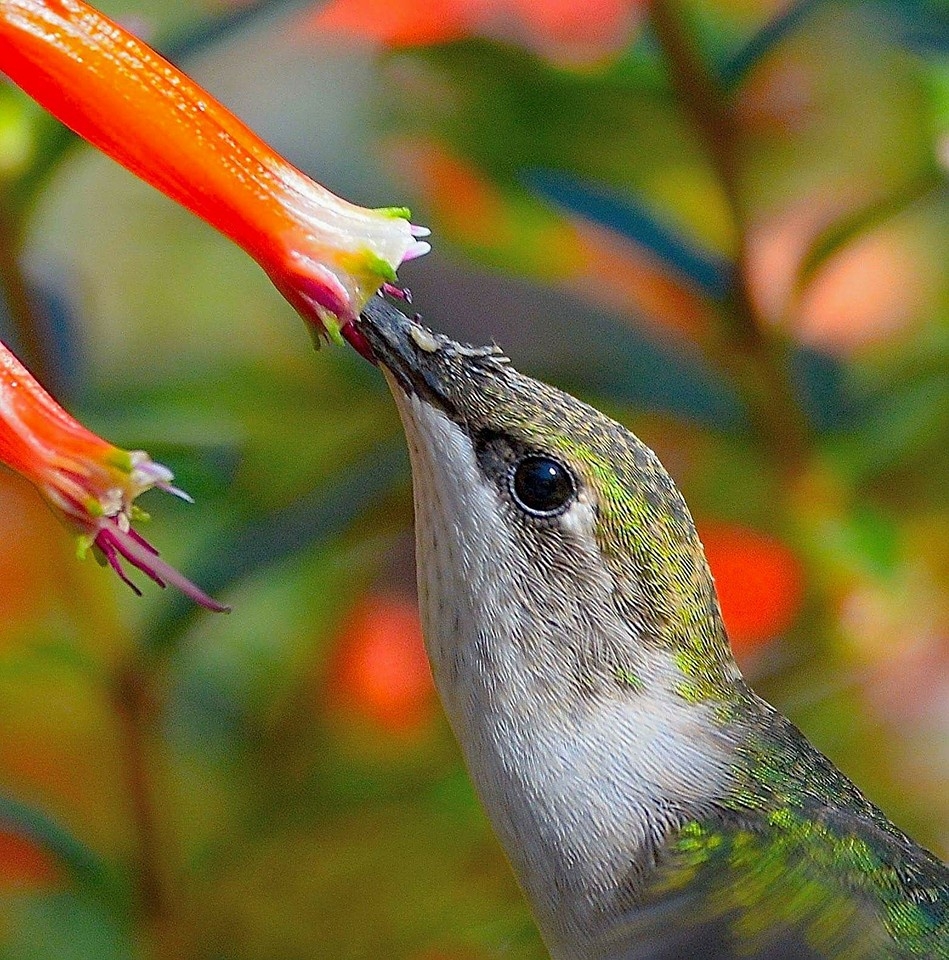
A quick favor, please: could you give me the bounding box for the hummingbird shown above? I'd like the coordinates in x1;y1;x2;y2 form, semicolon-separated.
353;298;949;960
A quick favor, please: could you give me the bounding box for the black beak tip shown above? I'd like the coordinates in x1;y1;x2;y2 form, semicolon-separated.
358;296;414;356
355;296;425;392
361;292;410;327
357;294;465;407
357;295;506;409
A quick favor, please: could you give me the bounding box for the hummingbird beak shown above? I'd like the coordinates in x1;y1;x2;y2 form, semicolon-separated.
356;296;505;416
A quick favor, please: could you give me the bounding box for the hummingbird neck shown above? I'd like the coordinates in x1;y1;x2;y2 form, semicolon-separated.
396;392;746;957
428;610;742;958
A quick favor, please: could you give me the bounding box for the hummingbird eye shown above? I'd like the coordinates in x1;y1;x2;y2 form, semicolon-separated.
510;455;576;516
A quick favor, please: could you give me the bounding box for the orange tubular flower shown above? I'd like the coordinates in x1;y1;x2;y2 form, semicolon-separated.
0;0;429;350
0;341;228;611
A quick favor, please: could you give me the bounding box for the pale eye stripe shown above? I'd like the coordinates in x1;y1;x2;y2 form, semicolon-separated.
559;497;597;539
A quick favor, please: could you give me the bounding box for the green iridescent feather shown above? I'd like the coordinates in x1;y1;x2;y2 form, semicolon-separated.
612;703;949;959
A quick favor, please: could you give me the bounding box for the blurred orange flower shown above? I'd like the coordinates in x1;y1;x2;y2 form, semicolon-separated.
0;340;225;609
698;521;805;654
0;471;72;625
329;595;435;734
0;830;60;890
747;195;937;354
0;0;429;349
310;0;647;64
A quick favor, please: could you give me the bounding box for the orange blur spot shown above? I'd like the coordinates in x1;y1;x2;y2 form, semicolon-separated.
397;140;509;245
747;196;934;355
0;470;69;625
313;0;468;47
0;830;60;889
309;0;645;63
572;222;713;339
511;0;641;49
797;227;930;353
698;522;804;653
329;595;435;734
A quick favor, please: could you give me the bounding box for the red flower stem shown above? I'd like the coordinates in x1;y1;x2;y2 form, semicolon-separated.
1;0;426;339
0;0;275;261
1;0;376;299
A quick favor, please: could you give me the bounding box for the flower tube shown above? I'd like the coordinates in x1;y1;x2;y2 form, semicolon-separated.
0;340;227;610
0;0;430;347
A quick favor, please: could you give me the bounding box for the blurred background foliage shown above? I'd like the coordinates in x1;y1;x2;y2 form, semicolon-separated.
0;0;947;956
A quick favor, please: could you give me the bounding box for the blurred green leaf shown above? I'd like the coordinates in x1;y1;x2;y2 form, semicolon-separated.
719;0;828;88
143;438;409;654
189;797;543;960
826;374;949;490
386;39;732;252
0;892;132;960
524;168;732;298
0;84;35;182
0;797;117;898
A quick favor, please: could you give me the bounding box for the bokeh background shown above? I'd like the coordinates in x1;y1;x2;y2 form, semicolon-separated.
0;0;947;956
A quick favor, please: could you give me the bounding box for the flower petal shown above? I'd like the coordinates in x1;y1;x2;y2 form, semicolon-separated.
93;521;230;613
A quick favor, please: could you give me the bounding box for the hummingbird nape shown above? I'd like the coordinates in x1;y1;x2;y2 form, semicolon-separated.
356;298;949;960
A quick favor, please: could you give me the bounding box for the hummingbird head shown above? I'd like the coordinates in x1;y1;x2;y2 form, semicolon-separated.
354;301;949;960
357;299;746;950
357;298;740;710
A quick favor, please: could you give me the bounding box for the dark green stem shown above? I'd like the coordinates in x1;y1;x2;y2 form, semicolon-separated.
111;660;187;959
649;0;811;465
0;192;55;385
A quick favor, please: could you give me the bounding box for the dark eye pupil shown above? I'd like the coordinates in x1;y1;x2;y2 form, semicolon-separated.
511;456;575;515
